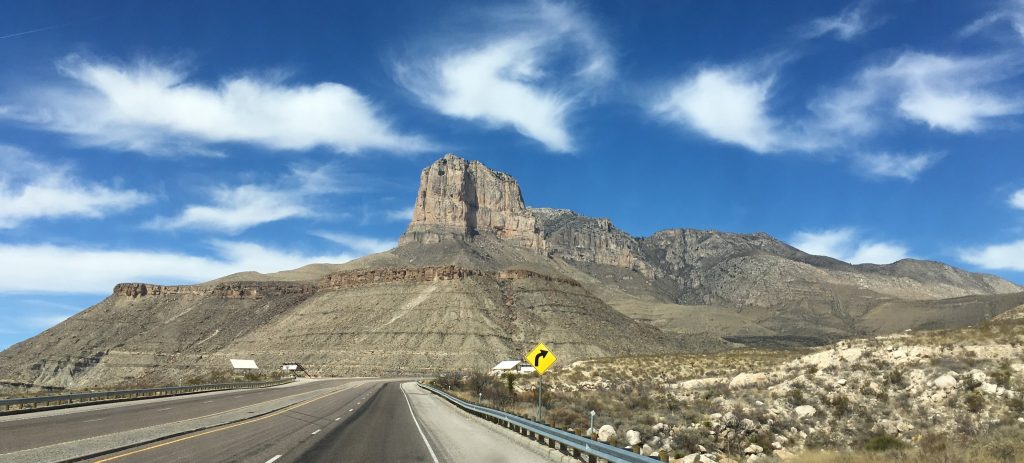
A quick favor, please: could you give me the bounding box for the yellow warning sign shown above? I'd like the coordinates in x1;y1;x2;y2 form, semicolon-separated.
524;342;557;375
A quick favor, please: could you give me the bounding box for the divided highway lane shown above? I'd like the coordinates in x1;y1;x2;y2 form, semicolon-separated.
0;378;360;454
84;382;561;463
82;381;387;463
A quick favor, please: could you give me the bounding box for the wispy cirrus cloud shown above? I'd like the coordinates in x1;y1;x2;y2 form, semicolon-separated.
961;0;1024;42
1;56;433;155
146;166;342;234
385;206;414;222
814;52;1024;134
0;240;359;293
313;231;395;254
396;1;612;152
792;228;910;264
853;152;941;181
0;145;151;228
802;1;883;41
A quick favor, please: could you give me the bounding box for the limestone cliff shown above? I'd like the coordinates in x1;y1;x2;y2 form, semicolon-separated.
399;153;544;250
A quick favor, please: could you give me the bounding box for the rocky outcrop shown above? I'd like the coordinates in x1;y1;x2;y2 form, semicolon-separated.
532;208;654;277
114;282;316;299
318;265;582;289
400;154;544;250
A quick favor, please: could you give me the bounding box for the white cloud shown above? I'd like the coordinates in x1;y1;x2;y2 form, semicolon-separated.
652;68;782;153
961;0;1024;42
803;1;880;40
313;231;395;254
1010;189;1024;209
147;166;339;234
791;228;909;264
813;52;1023;135
385;206;414;222
2;56;432;155
854;152;939;180
0;241;358;293
0;145;151;228
960;239;1024;271
397;1;612;152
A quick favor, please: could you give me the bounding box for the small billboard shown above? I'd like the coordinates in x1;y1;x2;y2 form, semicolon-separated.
229;359;259;370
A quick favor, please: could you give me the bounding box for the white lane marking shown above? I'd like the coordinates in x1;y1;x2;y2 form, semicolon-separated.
401;386;440;463
348;409;353;412
203;400;215;403
83;418;104;423
265;456;282;463
156;407;173;411
335;417;341;421
311;429;321;435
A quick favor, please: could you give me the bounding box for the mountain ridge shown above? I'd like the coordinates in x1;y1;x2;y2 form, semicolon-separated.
1;152;1021;391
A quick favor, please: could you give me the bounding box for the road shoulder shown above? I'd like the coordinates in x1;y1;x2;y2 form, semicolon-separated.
401;382;578;463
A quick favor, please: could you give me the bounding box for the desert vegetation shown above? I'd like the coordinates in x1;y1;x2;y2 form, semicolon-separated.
435;313;1024;462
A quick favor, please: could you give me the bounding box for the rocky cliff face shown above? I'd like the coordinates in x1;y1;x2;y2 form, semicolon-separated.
399;154;544;250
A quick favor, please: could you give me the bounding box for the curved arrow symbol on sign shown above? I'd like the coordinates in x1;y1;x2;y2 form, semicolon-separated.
533;350;548;367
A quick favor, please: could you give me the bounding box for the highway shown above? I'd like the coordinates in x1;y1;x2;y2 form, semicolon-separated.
1;379;560;463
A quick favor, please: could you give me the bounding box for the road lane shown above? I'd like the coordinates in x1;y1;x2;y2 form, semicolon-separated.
0;378;355;454
294;382;440;462
82;381;386;463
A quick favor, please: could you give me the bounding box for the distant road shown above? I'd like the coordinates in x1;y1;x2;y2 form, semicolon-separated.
2;379;557;462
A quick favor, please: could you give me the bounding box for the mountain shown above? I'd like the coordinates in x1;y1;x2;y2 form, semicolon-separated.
1;153;1021;390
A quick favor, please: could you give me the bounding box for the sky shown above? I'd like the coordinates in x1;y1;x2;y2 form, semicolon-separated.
1;0;1023;349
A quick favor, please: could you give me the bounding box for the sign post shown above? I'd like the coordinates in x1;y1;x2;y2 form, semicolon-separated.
524;342;557;423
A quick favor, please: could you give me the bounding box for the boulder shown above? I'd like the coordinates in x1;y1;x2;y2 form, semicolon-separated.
794;405;816;419
598;424;617;443
744;443;764;455
626;429;642;446
730;373;769;389
933;375;957;389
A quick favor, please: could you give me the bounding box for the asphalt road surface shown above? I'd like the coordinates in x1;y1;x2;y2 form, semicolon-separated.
3;379;558;462
0;378;359;455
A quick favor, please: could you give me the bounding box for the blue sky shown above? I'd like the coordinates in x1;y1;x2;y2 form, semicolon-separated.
1;0;1023;349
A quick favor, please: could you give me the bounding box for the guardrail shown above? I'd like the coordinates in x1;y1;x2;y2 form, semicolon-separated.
419;383;656;463
0;377;294;414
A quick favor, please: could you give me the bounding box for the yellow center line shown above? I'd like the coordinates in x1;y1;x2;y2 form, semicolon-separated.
92;383;361;462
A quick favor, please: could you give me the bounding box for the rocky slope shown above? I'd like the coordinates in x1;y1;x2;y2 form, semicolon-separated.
1;153;1021;390
0;262;684;390
537;309;1024;462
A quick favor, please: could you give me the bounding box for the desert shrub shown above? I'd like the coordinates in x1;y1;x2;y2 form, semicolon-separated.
917;432;949;456
990;360;1013;389
670;427;704;453
964;392;986;413
547;406;585;429
787;388;806;406
826;393;851;416
864;434;906;451
884;368;905;387
1008;397;1024;413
